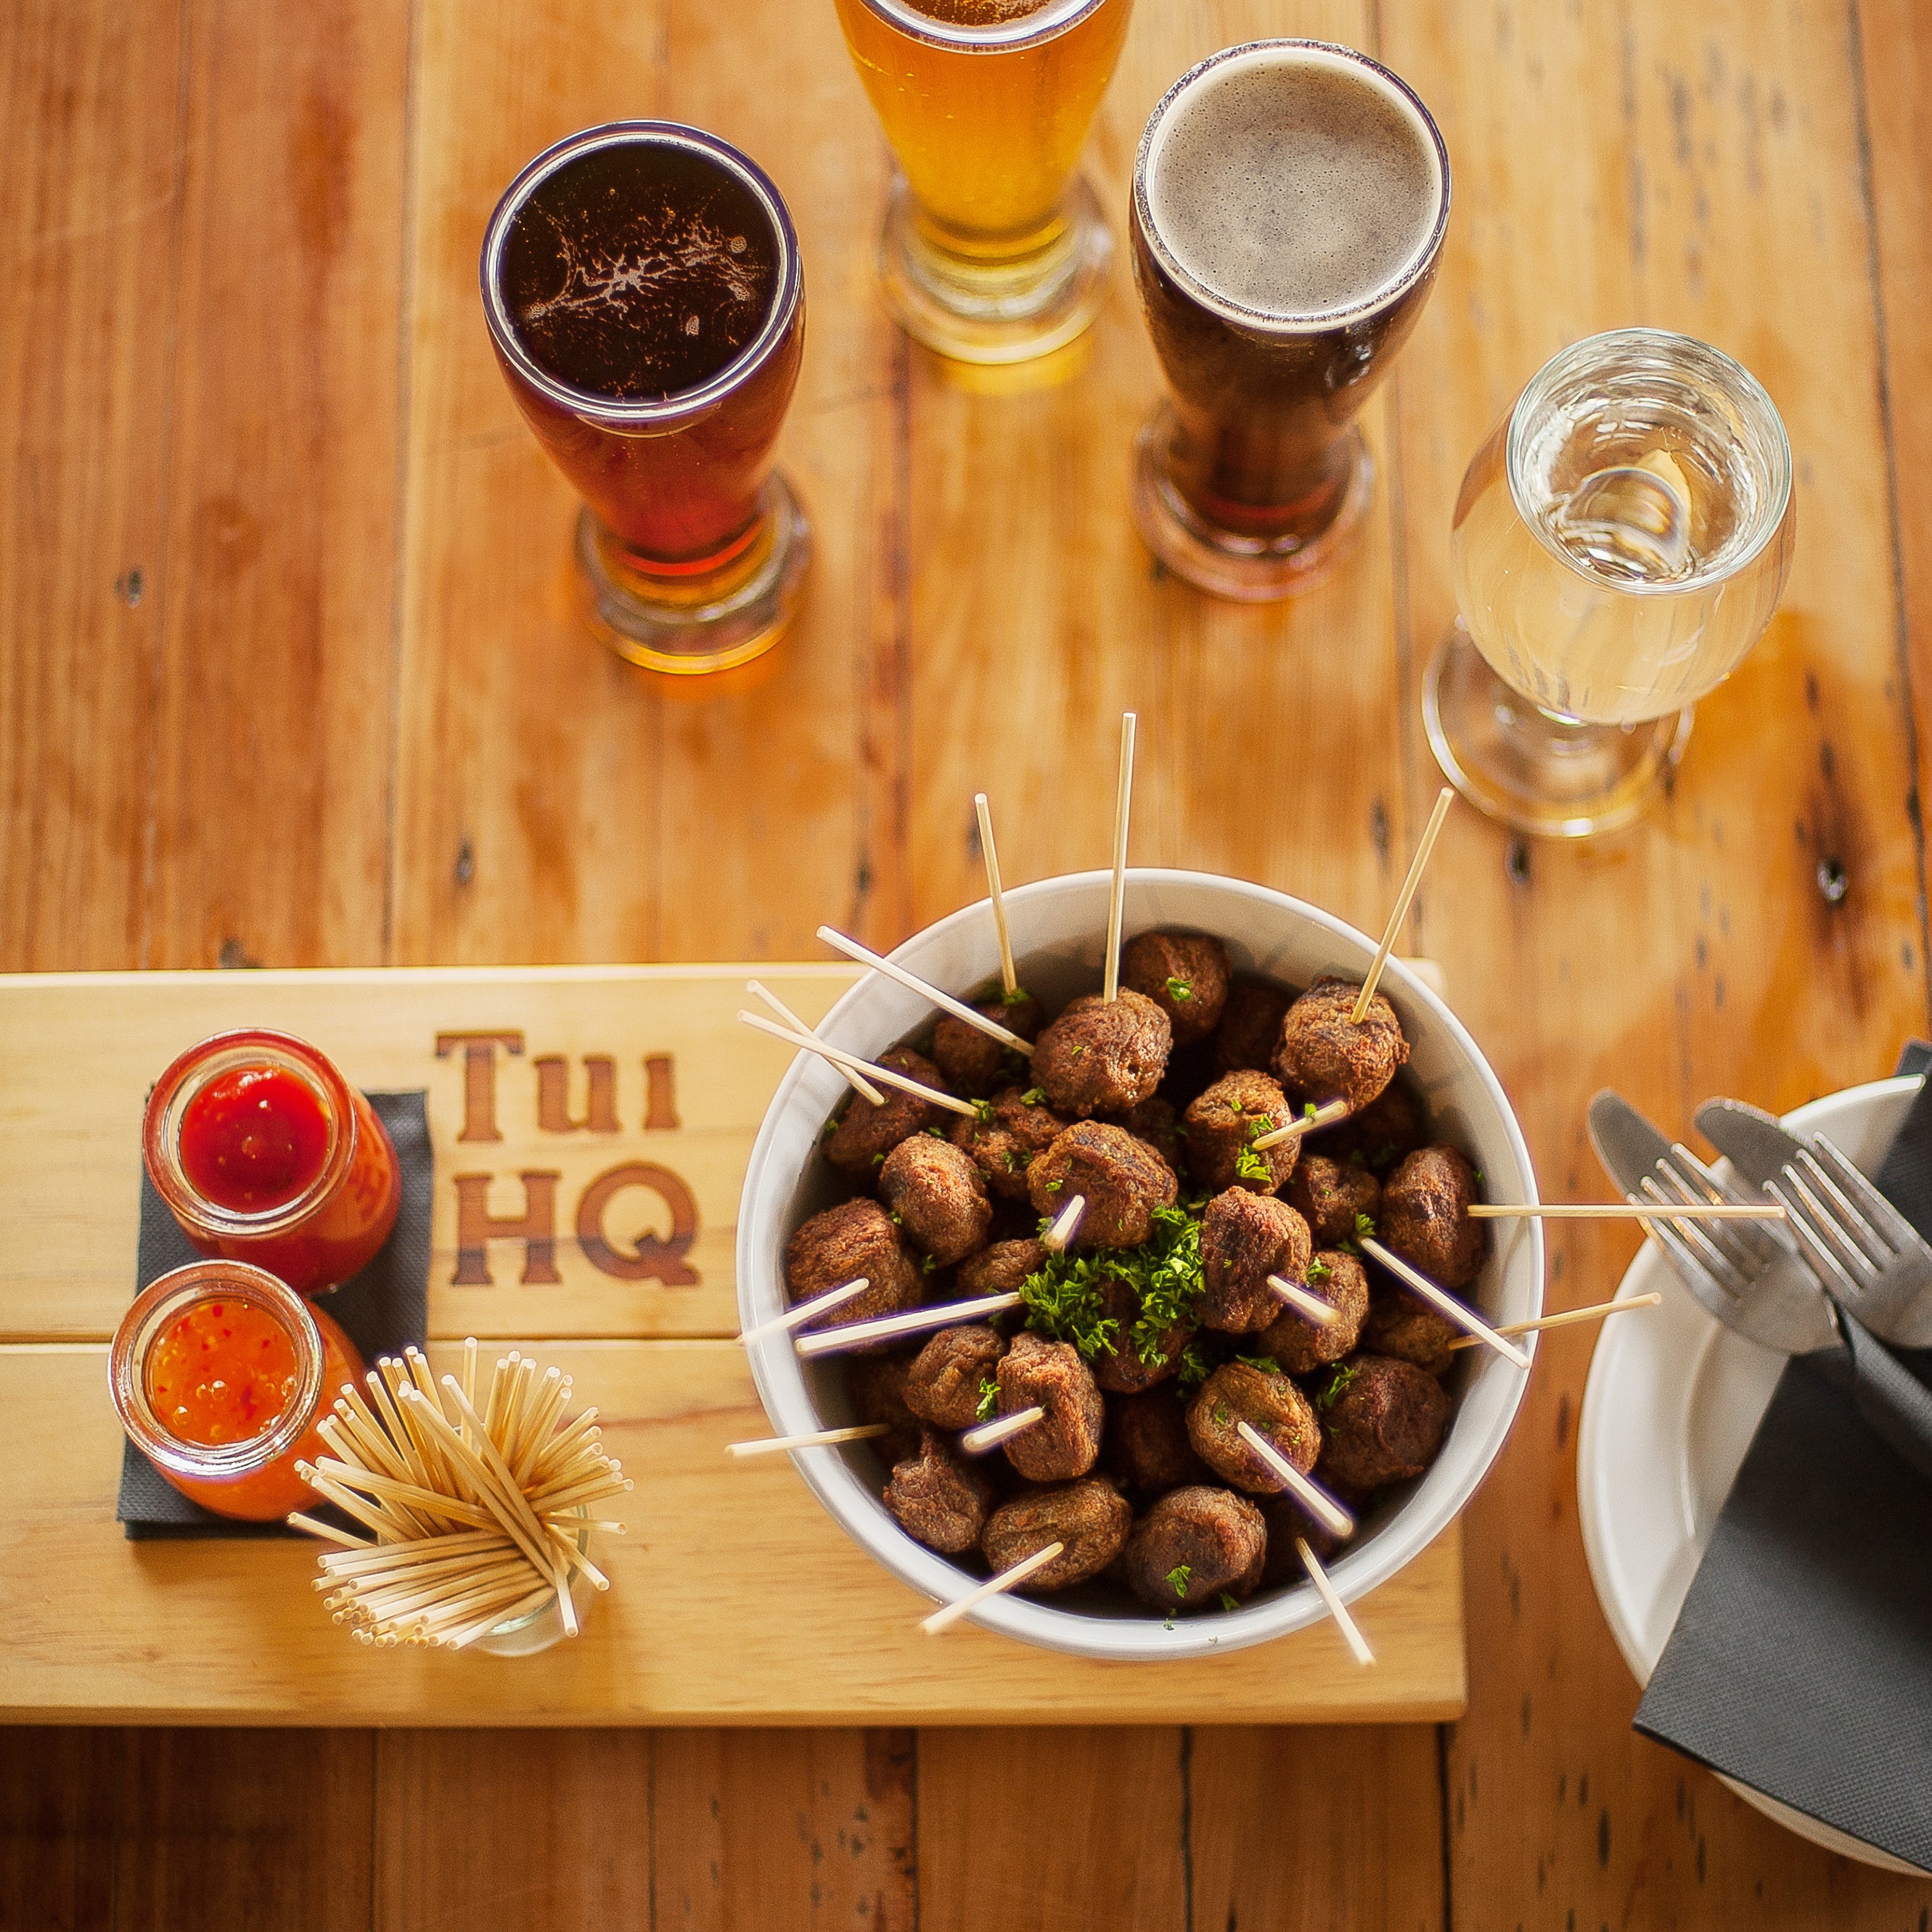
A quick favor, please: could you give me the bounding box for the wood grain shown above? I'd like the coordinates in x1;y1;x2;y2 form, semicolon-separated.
0;1340;1462;1727
0;1728;122;1931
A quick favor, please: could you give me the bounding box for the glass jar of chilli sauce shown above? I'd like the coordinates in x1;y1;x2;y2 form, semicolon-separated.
143;1028;401;1295
110;1261;366;1521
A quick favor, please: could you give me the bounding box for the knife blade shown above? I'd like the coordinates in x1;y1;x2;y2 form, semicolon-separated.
1692;1097;1801;1189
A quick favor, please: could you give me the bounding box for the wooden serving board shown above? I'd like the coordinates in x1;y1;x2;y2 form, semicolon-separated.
0;967;1467;1725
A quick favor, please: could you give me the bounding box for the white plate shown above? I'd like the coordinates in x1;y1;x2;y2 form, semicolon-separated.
1577;1075;1928;1875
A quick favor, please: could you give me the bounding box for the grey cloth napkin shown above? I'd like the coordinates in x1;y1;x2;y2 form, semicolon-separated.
115;1090;433;1539
1633;1057;1932;1872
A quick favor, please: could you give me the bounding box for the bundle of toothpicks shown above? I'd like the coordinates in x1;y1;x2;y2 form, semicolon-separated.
287;1340;630;1650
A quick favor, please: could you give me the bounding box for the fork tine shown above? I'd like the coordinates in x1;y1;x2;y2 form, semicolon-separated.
1634;1179;1745;1307
1794;1149;1890;1267
1786;1163;1883;1288
1663;1142;1786;1269
1645;1171;1753;1295
1809;1137;1917;1256
1767;1173;1865;1302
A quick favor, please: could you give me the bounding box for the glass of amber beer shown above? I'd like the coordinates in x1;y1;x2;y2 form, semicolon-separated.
482;123;811;674
1130;41;1449;599
834;0;1134;364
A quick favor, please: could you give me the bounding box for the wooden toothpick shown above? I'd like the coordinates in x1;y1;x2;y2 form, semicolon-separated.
1250;1098;1350;1153
975;793;1019;999
792;1292;1024;1359
1444;1290;1663;1351
1233;1421;1356;1538
725;1423;891;1459
815;927;1033;1057
922;1541;1065;1634
737;1010;980;1118
1297;1539;1375;1666
1103;712;1137;1004
958;1405;1044;1456
1352;787;1454;1024
1041;1194;1086;1255
1468;1202;1785;1221
747;978;885;1105
1266;1274;1338;1326
738;1277;872;1348
1359;1237;1531;1370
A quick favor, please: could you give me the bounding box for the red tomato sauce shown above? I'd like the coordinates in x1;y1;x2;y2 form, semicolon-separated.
179;1064;331;1214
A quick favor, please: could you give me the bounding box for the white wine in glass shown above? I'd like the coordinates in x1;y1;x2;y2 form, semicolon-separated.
1424;329;1795;837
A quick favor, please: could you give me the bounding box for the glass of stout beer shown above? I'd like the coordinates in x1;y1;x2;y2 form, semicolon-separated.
834;0;1134;365
1426;329;1795;837
482;123;810;674
1130;41;1449;599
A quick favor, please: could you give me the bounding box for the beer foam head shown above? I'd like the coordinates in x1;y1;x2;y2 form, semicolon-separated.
1141;41;1447;329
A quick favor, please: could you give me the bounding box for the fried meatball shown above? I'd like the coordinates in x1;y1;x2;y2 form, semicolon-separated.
1031;991;1172;1118
1103;1385;1211;1494
1198;1188;1313;1333
950;1085;1068;1202
784;1198;923;1347
1123;1486;1268;1613
1322;1078;1425;1171
824;1047;946;1181
1214;976;1295;1075
1361;1285;1459;1376
878;1133;992;1267
904;1325;1008;1430
1257;1250;1369;1375
1316;1354;1452;1490
1089;1274;1194;1395
845;1351;922;1466
1380;1145;1488;1288
982;1476;1133;1592
994;1330;1105;1481
1108;1094;1186;1171
1260;1489;1351;1581
1272;976;1409;1115
884;1430;995;1555
932;993;1043;1098
1183;1070;1299;1196
1287;1155;1383;1248
1187;1362;1321;1494
1121;930;1232;1047
957;1237;1044;1300
1026;1121;1178;1251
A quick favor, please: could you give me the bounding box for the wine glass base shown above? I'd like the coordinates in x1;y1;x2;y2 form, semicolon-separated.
574;473;812;677
1130;412;1373;602
876;173;1113;366
1423;623;1692;838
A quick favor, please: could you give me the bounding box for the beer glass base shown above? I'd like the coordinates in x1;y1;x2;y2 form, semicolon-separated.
575;474;812;677
877;174;1113;366
1423;623;1693;839
1130;412;1373;602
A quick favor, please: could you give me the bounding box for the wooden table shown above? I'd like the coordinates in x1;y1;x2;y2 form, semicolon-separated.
5;0;1930;1925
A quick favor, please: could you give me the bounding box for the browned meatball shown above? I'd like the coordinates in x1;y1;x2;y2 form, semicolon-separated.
1108;1094;1186;1171
1257;1250;1369;1375
957;1237;1044;1299
1362;1285;1459;1376
1287;1155;1383;1247
878;1133;992;1266
1089;1274;1195;1395
1026;1121;1178;1251
1183;1070;1299;1195
904;1325;1008;1429
1315;1354;1452;1490
982;1476;1133;1592
1272;976;1409;1115
1260;1489;1350;1581
1123;1486;1267;1613
1031;991;1172;1118
1198;1189;1312;1333
1380;1145;1488;1288
1323;1078;1425;1171
950;1085;1068;1203
1121;930;1232;1047
932;993;1043;1099
1214;976;1295;1074
845;1351;922;1466
994;1330;1105;1481
1103;1386;1210;1495
884;1431;996;1555
824;1047;946;1181
1187;1362;1321;1494
784;1199;923;1347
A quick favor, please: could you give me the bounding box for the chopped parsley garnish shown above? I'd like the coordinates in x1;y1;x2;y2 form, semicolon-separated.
1165;977;1194;1002
921;1253;938;1274
1020;1087;1047;1107
1354;1211;1378;1238
924;1126;947;1139
1314;1363;1358;1411
1213;1404;1230;1426
821;1118;838;1141
1166;1563;1192;1598
1235;1354;1282;1375
1218;1592;1240;1614
1176;1340;1213;1395
998;983;1032;1007
1015;1202;1203;1364
970;1097;996;1125
1070;1044;1087;1059
1306;1258;1333;1285
1015;1258;1117;1358
1303;1101;1319;1119
1043;1177;1064;1194
975;1378;999;1422
1233;1142;1272;1184
872;1151;887;1167
888;1208;903;1226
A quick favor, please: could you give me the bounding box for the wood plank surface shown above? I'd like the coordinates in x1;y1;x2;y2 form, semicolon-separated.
0;1340;1462;1727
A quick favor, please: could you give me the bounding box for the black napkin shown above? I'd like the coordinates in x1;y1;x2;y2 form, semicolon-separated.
115;1090;433;1539
1633;1064;1932;1872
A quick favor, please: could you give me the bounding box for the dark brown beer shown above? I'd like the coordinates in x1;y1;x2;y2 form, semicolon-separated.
1130;42;1448;584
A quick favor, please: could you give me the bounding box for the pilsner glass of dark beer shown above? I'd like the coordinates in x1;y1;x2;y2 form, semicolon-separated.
482;123;810;674
1130;41;1449;599
834;0;1134;365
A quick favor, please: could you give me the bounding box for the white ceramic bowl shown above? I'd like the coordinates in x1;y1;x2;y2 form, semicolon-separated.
737;869;1544;1658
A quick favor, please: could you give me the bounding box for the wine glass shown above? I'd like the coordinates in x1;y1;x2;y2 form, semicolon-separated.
1423;328;1796;838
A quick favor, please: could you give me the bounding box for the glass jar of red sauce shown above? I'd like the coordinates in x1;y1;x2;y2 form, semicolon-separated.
110;1261;366;1521
142;1028;401;1295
